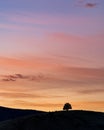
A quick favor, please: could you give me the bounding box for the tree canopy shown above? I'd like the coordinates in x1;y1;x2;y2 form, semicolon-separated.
63;103;72;111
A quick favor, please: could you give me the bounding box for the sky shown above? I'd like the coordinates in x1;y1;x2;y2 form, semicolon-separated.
0;0;104;112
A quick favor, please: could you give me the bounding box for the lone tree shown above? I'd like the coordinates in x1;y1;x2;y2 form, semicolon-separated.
63;103;72;111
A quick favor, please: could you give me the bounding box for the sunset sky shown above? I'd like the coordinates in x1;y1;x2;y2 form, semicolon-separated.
0;0;104;112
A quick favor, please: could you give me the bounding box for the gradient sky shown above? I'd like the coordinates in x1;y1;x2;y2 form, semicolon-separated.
0;0;104;112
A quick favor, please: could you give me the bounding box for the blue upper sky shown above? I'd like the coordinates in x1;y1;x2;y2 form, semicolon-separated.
0;0;104;15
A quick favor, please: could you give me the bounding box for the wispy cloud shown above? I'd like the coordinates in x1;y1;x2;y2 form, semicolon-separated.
0;56;57;71
55;66;104;86
0;12;85;26
2;78;16;82
0;92;64;99
77;88;104;94
85;3;98;8
12;100;63;108
0;73;50;82
0;11;101;33
1;66;104;87
57;66;104;78
76;0;98;8
0;92;44;99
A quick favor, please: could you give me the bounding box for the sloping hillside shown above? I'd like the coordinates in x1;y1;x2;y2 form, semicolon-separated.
0;106;45;122
0;110;104;130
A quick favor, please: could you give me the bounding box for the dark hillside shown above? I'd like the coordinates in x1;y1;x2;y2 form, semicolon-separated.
0;106;45;122
0;110;104;130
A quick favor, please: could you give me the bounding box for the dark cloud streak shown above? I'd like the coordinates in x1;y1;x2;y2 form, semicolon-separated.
77;88;104;94
0;73;49;82
76;0;98;8
85;3;97;8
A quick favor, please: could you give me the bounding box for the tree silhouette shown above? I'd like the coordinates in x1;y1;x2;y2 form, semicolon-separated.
63;103;72;111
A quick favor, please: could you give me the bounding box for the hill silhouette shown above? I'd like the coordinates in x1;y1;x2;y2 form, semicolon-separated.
0;107;104;130
0;106;45;122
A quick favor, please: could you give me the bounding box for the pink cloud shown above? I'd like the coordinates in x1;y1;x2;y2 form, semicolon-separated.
0;56;61;74
46;32;82;44
46;32;104;44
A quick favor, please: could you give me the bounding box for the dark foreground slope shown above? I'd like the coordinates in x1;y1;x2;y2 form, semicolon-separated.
0;106;45;122
0;110;104;130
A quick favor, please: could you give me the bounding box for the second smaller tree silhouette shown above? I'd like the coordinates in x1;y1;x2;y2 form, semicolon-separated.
63;103;72;111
